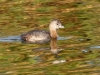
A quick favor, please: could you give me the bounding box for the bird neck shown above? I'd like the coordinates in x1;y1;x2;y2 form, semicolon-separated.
50;29;58;38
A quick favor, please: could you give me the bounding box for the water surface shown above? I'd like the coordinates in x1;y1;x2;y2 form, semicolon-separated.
0;0;100;75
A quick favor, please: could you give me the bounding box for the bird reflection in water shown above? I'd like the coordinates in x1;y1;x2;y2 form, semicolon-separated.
32;37;62;63
33;38;62;58
50;38;61;58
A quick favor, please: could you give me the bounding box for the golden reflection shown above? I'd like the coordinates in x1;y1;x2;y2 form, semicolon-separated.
50;38;58;55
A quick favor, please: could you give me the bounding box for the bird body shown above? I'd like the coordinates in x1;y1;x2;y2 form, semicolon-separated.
21;19;64;44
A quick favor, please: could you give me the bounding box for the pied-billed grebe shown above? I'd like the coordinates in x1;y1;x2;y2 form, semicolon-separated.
21;19;64;44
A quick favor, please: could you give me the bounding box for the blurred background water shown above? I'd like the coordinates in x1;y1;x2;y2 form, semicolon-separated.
0;0;100;75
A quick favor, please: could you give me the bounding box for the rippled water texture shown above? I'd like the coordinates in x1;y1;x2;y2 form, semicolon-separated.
0;0;100;75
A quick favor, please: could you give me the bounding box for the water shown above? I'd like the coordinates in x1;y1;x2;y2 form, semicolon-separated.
0;36;21;42
0;0;100;75
82;46;100;53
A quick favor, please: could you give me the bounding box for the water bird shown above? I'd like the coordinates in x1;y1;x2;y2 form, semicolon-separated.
21;19;64;44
